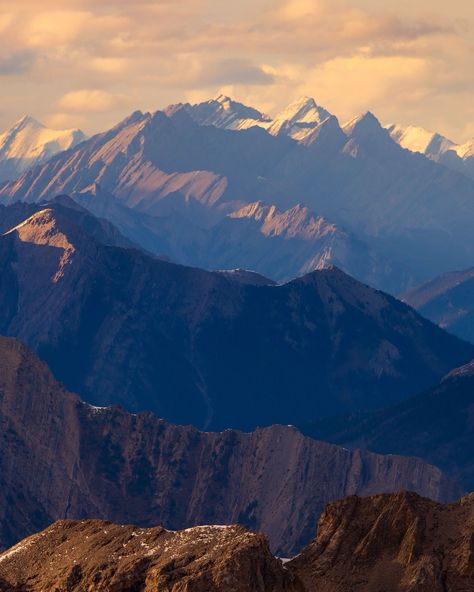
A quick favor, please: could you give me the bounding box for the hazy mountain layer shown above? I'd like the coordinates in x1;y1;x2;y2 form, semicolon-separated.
402;266;474;343
0;204;472;429
301;358;474;491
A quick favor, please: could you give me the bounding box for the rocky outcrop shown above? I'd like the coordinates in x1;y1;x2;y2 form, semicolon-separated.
0;336;460;556
2;492;474;592
290;491;474;592
0;204;472;430
0;520;301;592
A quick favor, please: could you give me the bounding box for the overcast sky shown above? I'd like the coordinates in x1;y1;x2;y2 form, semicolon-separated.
1;0;473;141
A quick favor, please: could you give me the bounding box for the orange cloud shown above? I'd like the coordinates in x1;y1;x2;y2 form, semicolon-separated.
58;89;127;112
0;0;472;142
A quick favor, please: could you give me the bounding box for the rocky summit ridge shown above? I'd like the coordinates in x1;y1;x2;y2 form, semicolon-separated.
1;492;474;591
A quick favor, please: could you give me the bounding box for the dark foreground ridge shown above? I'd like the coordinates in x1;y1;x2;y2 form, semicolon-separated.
1;492;474;592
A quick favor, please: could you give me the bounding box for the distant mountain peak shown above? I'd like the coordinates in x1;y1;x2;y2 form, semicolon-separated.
273;96;331;125
386;123;456;158
13;115;44;131
0;116;86;182
343;111;382;136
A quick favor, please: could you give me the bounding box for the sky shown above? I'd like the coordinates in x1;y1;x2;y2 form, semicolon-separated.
0;0;473;142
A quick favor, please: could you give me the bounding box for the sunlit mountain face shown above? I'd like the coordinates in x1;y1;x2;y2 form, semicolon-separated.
1;2;474;590
1;95;474;295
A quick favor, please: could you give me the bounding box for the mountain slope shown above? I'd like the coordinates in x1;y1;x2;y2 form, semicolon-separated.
300;359;474;491
106;196;409;290
3;100;474;291
402;266;474;343
0;116;85;182
0;205;472;429
0;336;457;556
291;492;474;592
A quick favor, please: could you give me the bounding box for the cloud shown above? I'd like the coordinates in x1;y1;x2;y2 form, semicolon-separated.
88;57;130;74
0;50;37;75
23;11;91;47
0;0;472;141
58;89;127;112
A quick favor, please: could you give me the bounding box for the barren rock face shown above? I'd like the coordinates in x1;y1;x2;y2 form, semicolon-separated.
2;493;474;592
290;491;474;592
0;520;302;592
0;336;459;556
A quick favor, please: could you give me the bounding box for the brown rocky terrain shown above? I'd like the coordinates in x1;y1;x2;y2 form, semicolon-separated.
0;520;301;592
290;491;474;592
2;492;474;591
0;336;460;556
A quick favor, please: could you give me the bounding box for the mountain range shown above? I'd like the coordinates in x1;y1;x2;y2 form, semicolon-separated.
2;95;474;292
1;92;474;590
387;122;474;180
0;200;471;430
2;492;474;591
0;335;456;557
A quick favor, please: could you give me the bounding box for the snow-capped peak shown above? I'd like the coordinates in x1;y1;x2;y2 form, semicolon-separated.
0;116;86;182
267;96;334;140
214;94;233;107
385;123;455;158
273;96;330;126
175;95;333;142
385;122;474;178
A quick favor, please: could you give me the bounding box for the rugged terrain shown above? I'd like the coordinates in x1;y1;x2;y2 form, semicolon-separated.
387;121;474;180
0;203;472;429
291;491;474;592
2;492;474;592
3;96;474;291
0;521;300;592
300;358;474;492
0;336;459;556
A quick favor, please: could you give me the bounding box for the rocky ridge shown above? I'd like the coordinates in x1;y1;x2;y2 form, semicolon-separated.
0;336;460;556
2;492;474;591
